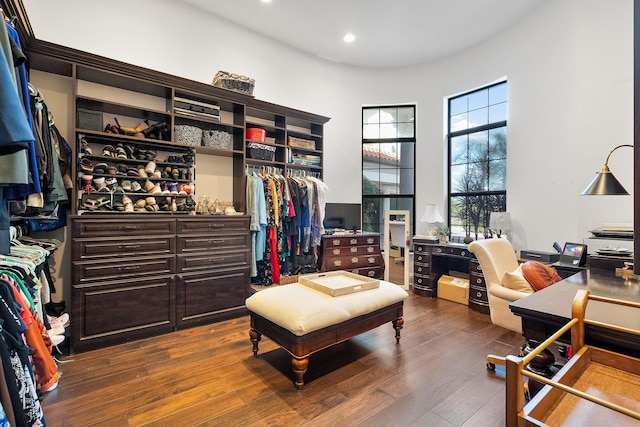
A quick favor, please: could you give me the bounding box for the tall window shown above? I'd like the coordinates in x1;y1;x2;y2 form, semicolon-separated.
448;82;507;241
362;105;416;237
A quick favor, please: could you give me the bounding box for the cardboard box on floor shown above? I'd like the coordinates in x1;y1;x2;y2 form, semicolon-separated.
437;275;469;305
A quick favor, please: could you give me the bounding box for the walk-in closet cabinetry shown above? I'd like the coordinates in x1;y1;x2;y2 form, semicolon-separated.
20;39;328;352
71;215;251;352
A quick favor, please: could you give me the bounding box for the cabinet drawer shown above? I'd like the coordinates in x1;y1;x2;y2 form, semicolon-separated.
73;255;175;283
71;275;175;351
176;234;249;253
470;259;483;274
74;236;175;259
325;254;382;269
414;244;431;254
176;216;249;234
413;274;431;289
177;250;250;273
414;253;430;265
469;272;486;288
414;264;430;275
177;268;250;325
325;245;378;257
469;286;488;304
325;235;379;247
432;245;469;257
72;217;175;237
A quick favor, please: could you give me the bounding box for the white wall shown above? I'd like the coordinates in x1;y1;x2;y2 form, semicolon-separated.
24;0;633;253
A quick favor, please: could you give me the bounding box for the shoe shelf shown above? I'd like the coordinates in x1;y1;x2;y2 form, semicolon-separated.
76;132;196;214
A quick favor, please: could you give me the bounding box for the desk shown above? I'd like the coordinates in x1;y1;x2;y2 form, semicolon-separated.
510;268;640;358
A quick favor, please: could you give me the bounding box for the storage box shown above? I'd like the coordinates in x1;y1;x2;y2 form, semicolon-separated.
211;71;255;96
202;129;231;149
520;250;561;263
77;108;103;131
299;270;379;296
246;127;266;142
174;124;203;146
289;136;315;150
437;275;469;305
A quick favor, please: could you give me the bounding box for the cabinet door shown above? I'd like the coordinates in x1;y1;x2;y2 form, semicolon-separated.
176;268;251;328
72;275;175;352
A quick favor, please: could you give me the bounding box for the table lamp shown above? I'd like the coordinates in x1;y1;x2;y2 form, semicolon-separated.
489;211;511;238
581;144;633;195
420;204;444;242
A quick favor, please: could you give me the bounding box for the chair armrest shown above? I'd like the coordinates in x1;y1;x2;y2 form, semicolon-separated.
490;285;530;302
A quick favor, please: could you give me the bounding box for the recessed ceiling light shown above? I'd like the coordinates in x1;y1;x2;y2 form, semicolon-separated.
261;0;272;3
343;33;355;43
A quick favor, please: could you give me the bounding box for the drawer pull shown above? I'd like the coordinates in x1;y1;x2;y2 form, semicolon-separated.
332;249;341;255
417;255;423;262
351;257;359;264
119;265;141;271
476;278;482;284
208;239;225;245
333;260;342;266
368;270;375;277
350;247;358;253
332;239;341;246
417;267;422;272
209;257;226;263
476;291;482;298
461;250;466;256
117;244;141;250
436;248;443;253
121;225;140;231
476;265;482;271
350;239;358;245
367;238;374;244
367;247;374;253
417;247;423;252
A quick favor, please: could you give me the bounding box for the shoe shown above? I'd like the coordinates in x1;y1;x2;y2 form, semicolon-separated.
115;144;128;159
105;177;118;191
143;180;155;192
80;158;94;173
121;180;132;191
93;162;108;174
107;166;118;175
81;175;93;193
152;170;162;179
102;145;116;157
47;324;65;336
131;181;143;192
138;165;148;178
80;138;93;155
142;122;168;139
122;195;134;212
145;161;156;175
170;182;179;196
119;120;149;135
49;334;65;346
93;176;106;191
48;313;70;328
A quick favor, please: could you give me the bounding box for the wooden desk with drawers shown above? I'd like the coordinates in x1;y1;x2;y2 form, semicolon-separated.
413;239;489;314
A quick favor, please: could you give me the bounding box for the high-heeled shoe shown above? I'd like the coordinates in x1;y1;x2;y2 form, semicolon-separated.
142;121;169;139
119;119;149;135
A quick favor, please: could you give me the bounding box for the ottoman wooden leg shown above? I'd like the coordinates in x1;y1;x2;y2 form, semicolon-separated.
250;328;262;356
392;317;404;343
291;357;309;390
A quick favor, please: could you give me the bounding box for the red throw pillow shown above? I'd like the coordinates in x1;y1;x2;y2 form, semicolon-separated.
521;261;562;291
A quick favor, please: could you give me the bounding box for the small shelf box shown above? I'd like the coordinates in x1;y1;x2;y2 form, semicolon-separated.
247;142;276;160
299;270;380;296
289;136;316;150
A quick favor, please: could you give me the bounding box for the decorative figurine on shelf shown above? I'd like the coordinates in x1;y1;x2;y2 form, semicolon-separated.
213;199;223;214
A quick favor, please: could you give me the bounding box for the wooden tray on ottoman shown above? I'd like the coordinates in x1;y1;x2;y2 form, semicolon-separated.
506;290;640;426
299;270;379;296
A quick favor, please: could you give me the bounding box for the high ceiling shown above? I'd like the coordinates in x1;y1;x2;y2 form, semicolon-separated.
177;0;544;68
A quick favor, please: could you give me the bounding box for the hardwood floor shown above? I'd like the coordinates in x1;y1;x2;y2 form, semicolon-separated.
43;265;522;426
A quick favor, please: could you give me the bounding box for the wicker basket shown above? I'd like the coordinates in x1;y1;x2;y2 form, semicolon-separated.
212;71;255;96
247;142;276;161
202;129;231;149
289;136;315;150
174;125;202;146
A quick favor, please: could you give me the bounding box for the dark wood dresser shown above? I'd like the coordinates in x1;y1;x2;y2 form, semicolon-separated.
71;214;250;352
317;232;384;279
413;238;489;314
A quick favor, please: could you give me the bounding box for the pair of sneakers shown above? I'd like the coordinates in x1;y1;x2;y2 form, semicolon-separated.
47;312;70;346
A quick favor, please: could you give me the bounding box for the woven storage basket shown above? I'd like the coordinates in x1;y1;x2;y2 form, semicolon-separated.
175;125;202;146
202;129;231;149
212;71;255;96
247;142;276;161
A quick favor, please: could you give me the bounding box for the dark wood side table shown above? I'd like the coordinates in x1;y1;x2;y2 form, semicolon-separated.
510;268;640;358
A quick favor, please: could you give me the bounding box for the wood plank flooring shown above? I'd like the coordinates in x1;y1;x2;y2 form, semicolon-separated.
42;262;523;426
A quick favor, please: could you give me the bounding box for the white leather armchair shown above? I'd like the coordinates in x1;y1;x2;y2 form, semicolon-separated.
468;238;529;333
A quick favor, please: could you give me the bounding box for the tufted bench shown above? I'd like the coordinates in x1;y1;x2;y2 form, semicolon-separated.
246;280;408;389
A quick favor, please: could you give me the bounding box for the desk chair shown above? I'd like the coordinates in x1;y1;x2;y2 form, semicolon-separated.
468;239;531;369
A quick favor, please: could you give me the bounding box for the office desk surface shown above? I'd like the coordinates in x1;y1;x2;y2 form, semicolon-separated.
510;268;640;357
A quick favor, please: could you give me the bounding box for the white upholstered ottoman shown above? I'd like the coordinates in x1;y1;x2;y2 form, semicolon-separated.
246;280;408;389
